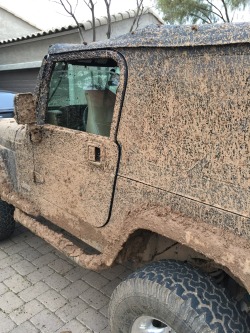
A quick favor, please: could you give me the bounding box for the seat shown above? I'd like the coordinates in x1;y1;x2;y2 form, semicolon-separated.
85;89;116;137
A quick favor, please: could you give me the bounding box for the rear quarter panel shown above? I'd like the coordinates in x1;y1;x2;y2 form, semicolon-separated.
116;44;250;239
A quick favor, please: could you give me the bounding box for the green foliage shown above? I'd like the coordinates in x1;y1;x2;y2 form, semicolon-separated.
156;0;249;24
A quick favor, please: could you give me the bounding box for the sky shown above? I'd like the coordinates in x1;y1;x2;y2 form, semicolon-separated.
0;0;249;30
0;0;156;30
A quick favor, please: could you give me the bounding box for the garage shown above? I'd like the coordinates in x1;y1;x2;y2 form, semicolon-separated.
0;68;39;93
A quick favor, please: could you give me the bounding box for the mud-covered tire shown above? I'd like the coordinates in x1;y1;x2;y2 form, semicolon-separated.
109;260;250;333
0;200;15;241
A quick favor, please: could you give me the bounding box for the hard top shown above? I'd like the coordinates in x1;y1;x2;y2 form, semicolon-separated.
48;22;250;55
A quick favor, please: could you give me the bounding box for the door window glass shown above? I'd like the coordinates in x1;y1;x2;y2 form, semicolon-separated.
46;58;120;137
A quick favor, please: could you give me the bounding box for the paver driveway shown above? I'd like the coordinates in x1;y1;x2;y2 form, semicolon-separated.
0;224;133;333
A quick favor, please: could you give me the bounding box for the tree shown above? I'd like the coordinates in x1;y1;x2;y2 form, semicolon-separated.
84;0;96;41
104;0;112;39
52;0;87;43
130;0;145;32
53;0;147;43
156;0;249;24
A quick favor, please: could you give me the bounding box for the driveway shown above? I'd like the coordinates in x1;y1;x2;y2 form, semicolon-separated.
0;224;133;333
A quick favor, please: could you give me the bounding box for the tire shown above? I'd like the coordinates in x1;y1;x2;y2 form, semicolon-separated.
0;200;15;241
109;260;250;333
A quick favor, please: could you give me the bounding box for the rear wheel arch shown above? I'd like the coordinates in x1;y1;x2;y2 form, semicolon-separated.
111;207;250;293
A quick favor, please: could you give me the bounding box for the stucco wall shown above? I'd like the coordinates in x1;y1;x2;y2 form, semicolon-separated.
0;13;160;68
0;7;39;40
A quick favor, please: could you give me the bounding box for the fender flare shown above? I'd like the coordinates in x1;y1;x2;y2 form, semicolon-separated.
103;205;250;292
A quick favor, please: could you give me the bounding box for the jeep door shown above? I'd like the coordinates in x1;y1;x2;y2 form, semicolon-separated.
32;50;126;230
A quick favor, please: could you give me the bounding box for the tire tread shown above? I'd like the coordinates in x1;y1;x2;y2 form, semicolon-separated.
110;260;250;333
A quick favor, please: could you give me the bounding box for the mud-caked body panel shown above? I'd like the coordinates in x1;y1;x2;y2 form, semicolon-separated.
105;177;250;291
107;42;250;289
117;45;250;235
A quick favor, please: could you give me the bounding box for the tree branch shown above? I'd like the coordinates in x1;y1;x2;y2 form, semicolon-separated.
221;0;230;22
104;0;112;39
195;2;225;21
205;0;226;21
190;12;211;23
136;4;145;30
53;0;87;44
83;0;96;41
130;0;144;33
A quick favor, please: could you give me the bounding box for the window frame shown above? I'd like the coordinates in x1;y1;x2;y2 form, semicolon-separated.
36;50;127;141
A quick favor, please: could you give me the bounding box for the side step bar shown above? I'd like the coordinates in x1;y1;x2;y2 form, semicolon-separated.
14;209;110;271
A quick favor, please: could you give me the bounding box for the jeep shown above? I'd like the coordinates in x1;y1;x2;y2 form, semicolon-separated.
0;23;250;332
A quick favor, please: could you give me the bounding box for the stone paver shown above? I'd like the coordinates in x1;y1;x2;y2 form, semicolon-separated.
12;259;37;276
0;224;132;332
4;242;29;256
9;300;44;325
55;297;88;322
44;271;71;291
0;282;8;295
0;254;22;269
30;309;64;333
0;249;7;260
37;289;67;312
18;246;41;261
0;266;16;282
48;258;73;274
33;253;58;268
0;291;24;313
36;244;54;254
101;264;127;280
0;239;15;250
10;321;39;333
79;286;110;310
18;281;50;302
55;319;91;333
83;271;109;289
77;308;108;332
4;274;31;293
100;277;122;297
60;279;89;300
100;304;109;318
0;311;16;333
26;265;54;284
64;266;89;282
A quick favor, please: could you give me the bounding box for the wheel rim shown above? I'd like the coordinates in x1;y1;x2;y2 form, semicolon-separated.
131;316;177;333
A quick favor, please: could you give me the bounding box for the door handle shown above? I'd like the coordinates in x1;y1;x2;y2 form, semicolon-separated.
88;144;103;164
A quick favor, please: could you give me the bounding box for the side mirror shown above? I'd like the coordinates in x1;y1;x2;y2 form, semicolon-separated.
14;93;36;125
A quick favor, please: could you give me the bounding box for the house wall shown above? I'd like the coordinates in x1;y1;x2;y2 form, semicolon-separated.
0;7;39;40
0;12;161;93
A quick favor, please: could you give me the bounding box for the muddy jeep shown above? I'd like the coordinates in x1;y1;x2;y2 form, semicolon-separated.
0;23;250;332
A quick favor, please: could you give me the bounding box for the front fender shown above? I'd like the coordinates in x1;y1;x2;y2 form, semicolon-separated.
0;119;24;193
